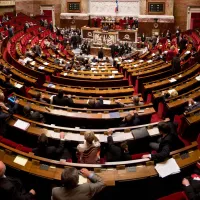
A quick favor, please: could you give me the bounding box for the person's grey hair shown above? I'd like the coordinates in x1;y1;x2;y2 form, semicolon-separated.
61;167;79;188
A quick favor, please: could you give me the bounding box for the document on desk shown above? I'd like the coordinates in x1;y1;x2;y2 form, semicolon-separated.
95;134;107;142
14;155;28;166
109;112;120;118
78;175;88;185
155;158;180;178
147;127;160;136
112;131;133;142
14;119;30;131
43;62;49;65
169;78;177;83
112;71;118;74
65;133;84;142
103;100;111;105
195;75;200;81
15;83;23;89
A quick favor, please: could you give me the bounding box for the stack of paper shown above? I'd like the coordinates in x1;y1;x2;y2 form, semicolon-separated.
195;75;200;81
133;64;138;67
169;78;177;83
103;100;111;105
112;131;133;142
64;73;68;76
139;60;144;63
15;83;23;89
78;175;88;185
147;127;160;136
39;66;44;70
155;158;180;178
185;51;190;54
43;62;49;65
14;119;30;131
147;60;152;63
30;61;35;65
14;155;28;166
112;71;118;74
109;75;114;78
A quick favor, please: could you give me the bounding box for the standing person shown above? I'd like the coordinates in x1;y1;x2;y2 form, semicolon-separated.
52;167;105;200
0;161;36;199
176;26;181;44
179;35;188;54
98;48;104;59
8;26;14;38
171;53;181;73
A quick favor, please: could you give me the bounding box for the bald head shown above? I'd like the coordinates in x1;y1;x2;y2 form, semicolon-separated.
0;161;6;177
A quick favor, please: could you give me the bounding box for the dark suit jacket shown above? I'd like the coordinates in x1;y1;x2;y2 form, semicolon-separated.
151;134;172;162
106;136;122;162
172;56;181;73
53;95;73;107
33;140;66;160
87;98;103;109
0;177;34;200
119;113;140;127
184;176;200;200
98;50;104;59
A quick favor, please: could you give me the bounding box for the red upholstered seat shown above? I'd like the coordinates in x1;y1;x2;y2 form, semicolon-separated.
16;144;32;153
146;93;152;104
158;191;188;200
1;138;18;148
131;152;149;160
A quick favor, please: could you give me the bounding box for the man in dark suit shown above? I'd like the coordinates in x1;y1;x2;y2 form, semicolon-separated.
142;122;184;162
52;90;73;107
0;92;19;135
52;167;105;200
105;129;131;162
23;105;45;123
87;96;103;109
119;110;140;127
33;44;42;57
110;43;115;59
98;48;104;59
8;26;14;38
0;161;36;200
48;21;53;32
172;54;181;73
33;132;71;160
179;35;188;53
182;173;200;200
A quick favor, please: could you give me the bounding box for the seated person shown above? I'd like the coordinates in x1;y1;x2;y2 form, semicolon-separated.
25;48;34;57
0;92;19;135
115;96;144;107
185;98;200;113
52;168;105;200
87;96;103;109
182;168;200;200
33;132;71;160
3;75;16;95
119;110;140;127
54;55;61;65
105;129;131;162
77;131;100;164
18;56;26;66
91;56;98;63
23;105;45;123
51;90;73;107
0;161;36;199
161;89;178;99
142;121;184;162
33;92;46;103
